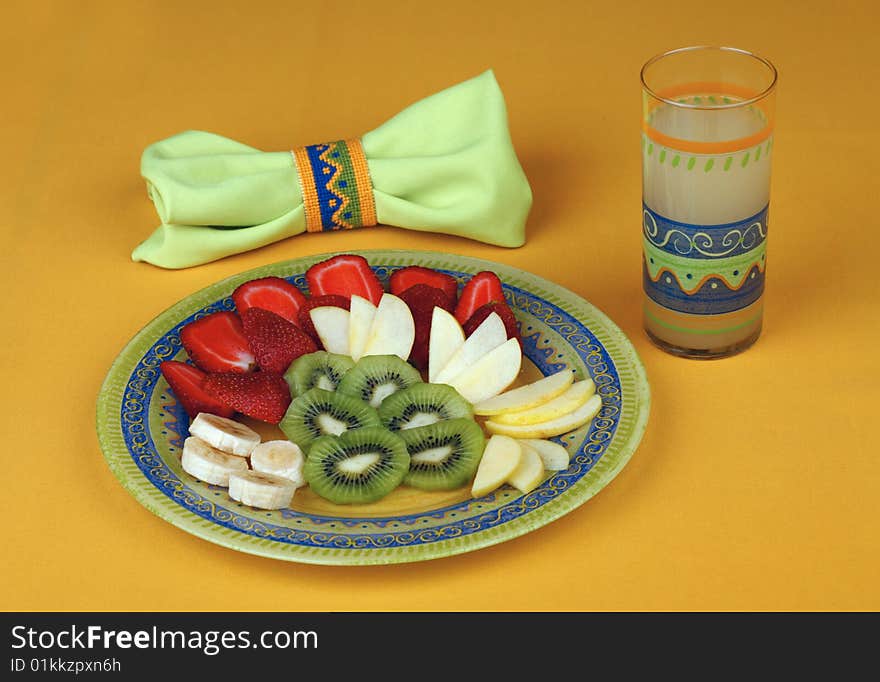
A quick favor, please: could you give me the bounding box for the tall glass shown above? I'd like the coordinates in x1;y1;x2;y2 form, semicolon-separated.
640;46;777;358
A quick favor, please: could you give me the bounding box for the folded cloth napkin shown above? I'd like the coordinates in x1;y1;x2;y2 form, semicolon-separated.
131;70;532;269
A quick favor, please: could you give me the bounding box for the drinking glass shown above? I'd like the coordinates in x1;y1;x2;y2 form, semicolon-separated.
640;46;777;358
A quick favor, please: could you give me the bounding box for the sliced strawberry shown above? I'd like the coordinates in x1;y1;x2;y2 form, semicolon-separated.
179;311;255;373
241;307;318;374
159;361;234;419
232;276;307;325
203;372;291;424
305;254;384;304
398;284;455;371
297;294;350;345
454;271;505;325
390;266;458;303
463;300;521;347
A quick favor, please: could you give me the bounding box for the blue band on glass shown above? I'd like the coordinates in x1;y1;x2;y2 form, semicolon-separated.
643;203;769;260
642;260;765;315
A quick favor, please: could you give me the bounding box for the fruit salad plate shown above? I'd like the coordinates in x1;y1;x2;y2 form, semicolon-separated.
96;250;650;565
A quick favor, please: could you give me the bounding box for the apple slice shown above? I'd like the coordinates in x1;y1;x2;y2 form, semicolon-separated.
473;369;575;416
433;312;507;385
447;338;522;404
348;295;377;362
517;439;570;470
485;393;602;439
507;442;545;493
309;306;351;356
360;293;416;361
427;307;465;383
492;379;596;425
471;434;522;497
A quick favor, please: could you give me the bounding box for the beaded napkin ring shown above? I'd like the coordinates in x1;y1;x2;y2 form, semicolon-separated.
291;139;378;232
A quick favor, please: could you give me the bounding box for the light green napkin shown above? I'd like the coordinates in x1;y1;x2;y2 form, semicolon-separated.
132;70;532;269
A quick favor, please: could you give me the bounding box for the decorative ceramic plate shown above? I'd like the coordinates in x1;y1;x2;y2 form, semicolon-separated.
96;250;650;565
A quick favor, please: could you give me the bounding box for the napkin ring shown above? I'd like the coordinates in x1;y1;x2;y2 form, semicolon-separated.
291;139;377;232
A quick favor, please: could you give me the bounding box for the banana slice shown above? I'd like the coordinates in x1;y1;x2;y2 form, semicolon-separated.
188;412;260;456
181;436;249;486
250;440;305;488
228;470;297;510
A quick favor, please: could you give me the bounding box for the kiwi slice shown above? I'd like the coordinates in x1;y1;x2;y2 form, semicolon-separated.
305;427;410;504
399;418;486;491
280;388;381;450
337;354;423;409
284;351;354;398
379;383;473;431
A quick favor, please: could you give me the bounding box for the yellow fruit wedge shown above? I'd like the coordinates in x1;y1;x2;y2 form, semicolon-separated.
485;393;602;439
507;443;545;493
473;369;575;416
492;379;596;425
517;439;570;470
471;435;522;498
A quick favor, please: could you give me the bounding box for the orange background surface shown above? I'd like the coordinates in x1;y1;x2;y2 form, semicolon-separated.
2;0;878;611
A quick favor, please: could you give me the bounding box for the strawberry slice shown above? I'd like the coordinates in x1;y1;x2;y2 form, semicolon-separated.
203;372;291;424
305;254;384;304
463;300;521;347
159;361;234;419
179;311;256;373
232;276;307;325
454;271;506;325
297;294;351;345
241;307;318;374
390;266;458;303
398;284;456;371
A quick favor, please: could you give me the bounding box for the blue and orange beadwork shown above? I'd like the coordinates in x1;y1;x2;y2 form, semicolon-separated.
292;139;377;232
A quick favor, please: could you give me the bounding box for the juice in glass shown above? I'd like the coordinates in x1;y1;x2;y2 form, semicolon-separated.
641;47;777;358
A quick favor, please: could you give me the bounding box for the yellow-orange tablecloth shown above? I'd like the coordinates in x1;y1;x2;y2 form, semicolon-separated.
2;0;878;611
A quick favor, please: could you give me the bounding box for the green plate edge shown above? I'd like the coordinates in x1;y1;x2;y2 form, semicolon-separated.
96;249;651;566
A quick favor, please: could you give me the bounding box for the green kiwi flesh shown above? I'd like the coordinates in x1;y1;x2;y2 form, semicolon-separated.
399;418;486;490
379;383;473;431
279;388;381;450
284;351;355;398
305;427;410;504
336;354;423;408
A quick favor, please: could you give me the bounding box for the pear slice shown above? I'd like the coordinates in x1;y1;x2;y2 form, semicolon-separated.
493;379;596;425
361;293;415;361
471;434;522;498
517;438;570;470
309;306;351;356
427;307;465;383
485;393;602;439
433;312;507;385
348;295;377;362
507;442;545;493
447;338;522;404
473;369;575;416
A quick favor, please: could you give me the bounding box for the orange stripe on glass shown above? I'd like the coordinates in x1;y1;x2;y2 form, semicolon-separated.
643;81;773;155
